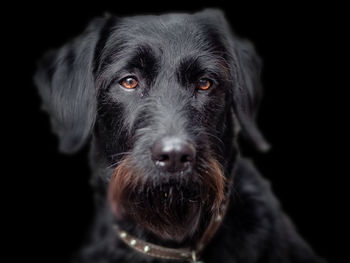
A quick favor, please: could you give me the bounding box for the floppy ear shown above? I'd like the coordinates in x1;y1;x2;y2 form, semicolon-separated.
34;17;108;153
232;37;271;152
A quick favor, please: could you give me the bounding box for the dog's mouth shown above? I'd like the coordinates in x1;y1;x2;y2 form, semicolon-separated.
108;156;225;242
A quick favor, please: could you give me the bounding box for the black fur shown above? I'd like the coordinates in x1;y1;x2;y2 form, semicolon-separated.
34;9;326;263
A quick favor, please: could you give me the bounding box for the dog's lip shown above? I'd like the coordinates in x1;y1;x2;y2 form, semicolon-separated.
154;161;192;173
155;169;196;180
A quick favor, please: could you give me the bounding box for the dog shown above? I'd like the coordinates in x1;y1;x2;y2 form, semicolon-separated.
34;9;326;263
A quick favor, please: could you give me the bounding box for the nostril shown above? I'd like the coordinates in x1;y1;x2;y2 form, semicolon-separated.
180;154;193;163
159;154;169;162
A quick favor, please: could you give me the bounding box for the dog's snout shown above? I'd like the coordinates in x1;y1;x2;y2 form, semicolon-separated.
151;137;196;173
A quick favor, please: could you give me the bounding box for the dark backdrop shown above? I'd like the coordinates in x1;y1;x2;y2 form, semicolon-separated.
7;2;343;263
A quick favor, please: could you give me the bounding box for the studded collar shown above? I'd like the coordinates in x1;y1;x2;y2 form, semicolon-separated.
114;200;229;263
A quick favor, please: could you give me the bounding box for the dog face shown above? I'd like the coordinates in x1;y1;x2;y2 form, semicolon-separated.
35;9;269;244
95;14;232;163
97;14;233;241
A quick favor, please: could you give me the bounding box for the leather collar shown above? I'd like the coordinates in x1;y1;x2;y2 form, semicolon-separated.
114;200;229;262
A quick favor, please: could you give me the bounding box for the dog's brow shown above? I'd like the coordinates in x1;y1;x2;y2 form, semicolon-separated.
128;45;156;68
178;56;202;82
123;45;159;79
178;55;225;84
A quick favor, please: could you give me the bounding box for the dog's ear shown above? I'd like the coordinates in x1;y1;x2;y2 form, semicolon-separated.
232;37;271;152
34;17;108;153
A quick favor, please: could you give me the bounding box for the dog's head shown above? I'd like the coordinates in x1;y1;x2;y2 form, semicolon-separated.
35;9;269;244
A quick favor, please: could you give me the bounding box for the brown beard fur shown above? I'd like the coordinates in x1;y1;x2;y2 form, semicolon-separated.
108;156;225;242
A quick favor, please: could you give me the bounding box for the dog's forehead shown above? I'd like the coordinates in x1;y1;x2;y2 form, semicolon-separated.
113;10;227;52
97;10;231;80
120;9;224;32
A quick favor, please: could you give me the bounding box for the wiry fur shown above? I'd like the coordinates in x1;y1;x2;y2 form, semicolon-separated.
34;9;326;263
108;156;225;242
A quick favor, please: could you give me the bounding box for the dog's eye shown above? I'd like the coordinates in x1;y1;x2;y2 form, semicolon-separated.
198;78;212;90
120;76;138;89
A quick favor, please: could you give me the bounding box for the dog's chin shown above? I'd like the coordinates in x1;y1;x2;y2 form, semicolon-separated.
108;156;225;242
124;180;204;242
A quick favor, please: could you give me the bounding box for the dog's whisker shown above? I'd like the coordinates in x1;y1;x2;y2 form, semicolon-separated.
108;151;133;160
105;158;130;170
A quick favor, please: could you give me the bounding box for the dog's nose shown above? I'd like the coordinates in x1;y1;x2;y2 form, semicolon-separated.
152;137;196;173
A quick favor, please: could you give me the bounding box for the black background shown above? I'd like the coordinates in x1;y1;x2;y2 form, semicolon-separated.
6;2;344;263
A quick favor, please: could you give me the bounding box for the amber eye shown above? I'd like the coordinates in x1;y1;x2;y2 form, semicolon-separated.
198;78;212;90
120;76;138;89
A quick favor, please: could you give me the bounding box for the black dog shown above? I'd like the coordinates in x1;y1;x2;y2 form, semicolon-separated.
35;9;326;263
